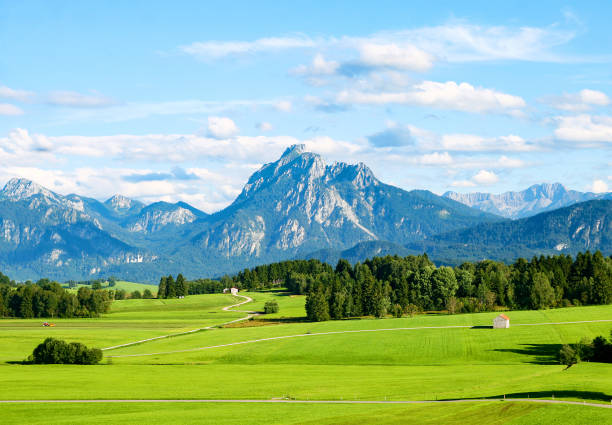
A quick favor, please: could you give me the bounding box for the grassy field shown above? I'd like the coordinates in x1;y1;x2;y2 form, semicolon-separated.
1;290;610;424
64;280;158;295
1;401;611;425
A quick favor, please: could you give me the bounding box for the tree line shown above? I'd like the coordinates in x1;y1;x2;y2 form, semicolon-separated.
0;274;114;318
218;251;611;322
157;274;228;298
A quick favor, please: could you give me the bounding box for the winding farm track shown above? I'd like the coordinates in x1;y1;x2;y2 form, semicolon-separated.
0;399;610;408
105;319;612;358
101;294;255;351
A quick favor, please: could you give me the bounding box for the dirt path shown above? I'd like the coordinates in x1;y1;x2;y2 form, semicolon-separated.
106;319;612;358
102;294;254;351
0;398;610;408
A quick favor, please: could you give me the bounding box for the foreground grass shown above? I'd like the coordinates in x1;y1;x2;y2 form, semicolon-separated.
1;291;610;423
1;401;610;425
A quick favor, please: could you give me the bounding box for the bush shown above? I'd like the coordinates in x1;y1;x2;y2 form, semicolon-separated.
264;300;279;314
391;304;403;318
130;290;142;299
142;289;154;299
31;338;103;365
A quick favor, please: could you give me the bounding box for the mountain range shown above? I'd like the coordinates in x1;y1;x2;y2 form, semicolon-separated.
444;183;611;219
1;144;610;282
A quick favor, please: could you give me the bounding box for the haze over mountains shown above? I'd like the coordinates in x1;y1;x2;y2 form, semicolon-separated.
1;145;610;282
444;183;611;219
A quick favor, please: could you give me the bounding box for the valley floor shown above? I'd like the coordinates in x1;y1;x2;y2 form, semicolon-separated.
1;291;611;424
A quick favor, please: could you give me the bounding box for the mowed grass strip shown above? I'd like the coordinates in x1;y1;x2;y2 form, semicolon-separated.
0;401;610;425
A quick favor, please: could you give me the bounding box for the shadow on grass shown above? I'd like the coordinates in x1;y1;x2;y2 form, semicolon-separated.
471;325;493;329
442;390;612;403
493;343;562;365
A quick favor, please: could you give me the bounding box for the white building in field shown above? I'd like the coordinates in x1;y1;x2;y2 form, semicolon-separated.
223;287;239;295
493;314;510;328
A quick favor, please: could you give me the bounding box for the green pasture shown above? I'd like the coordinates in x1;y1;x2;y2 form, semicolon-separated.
64;280;158;295
1;401;610;425
1;290;610;423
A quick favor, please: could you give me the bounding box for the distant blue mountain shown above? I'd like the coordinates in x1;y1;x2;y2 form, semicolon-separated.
2;146;608;282
444;183;611;219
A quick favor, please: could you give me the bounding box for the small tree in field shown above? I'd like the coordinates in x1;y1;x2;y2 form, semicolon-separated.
130;290;142;299
142;289;153;299
264;300;279;314
559;344;579;369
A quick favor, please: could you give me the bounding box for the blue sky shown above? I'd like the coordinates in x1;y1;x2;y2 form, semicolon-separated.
0;0;610;211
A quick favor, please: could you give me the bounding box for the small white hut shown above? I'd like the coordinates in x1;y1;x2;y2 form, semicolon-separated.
493;314;510;329
230;287;239;296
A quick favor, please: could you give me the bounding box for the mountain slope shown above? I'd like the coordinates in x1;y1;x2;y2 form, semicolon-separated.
0;179;149;280
177;144;500;270
444;183;611;219
407;199;612;263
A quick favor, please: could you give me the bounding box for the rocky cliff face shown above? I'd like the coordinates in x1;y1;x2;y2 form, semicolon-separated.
444;183;611;219
183;144;499;265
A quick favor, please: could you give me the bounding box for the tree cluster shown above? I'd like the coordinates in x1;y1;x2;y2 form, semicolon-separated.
0;278;113;318
30;337;102;365
157;274;187;299
559;331;612;367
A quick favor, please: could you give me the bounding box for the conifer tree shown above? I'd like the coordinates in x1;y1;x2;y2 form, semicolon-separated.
176;274;186;297
166;275;176;298
157;276;167;299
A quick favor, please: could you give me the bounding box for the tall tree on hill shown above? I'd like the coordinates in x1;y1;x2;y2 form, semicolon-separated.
158;276;167;299
306;284;329;322
176;274;186;297
166;275;176;298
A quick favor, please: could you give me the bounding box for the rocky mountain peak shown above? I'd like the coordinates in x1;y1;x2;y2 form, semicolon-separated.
280;144;307;161
0;178;59;202
105;194;137;211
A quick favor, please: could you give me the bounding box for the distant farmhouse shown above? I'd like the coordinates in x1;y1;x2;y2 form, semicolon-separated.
493;314;510;329
223;287;239;296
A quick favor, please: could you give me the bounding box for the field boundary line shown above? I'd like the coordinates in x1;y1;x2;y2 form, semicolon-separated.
102;295;255;351
0;398;610;408
106;319;612;358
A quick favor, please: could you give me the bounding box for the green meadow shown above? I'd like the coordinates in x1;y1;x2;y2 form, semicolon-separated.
1;290;611;424
64;280;158;295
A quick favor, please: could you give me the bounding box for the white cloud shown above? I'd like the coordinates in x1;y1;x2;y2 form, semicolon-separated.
46;91;117;108
588;179;608;193
207;116;239;139
292;54;339;76
547;89;610;111
0;103;24;115
450;179;476;188
452;169;499;187
180;36;316;59
275;100;292;112
554;114;612;143
385;23;576;63
256;122;273;131
358;42;433;71
180;22;579;65
418;151;453;165
472;169;499;185
440;133;535;152
0;85;34;102
337;81;525;114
